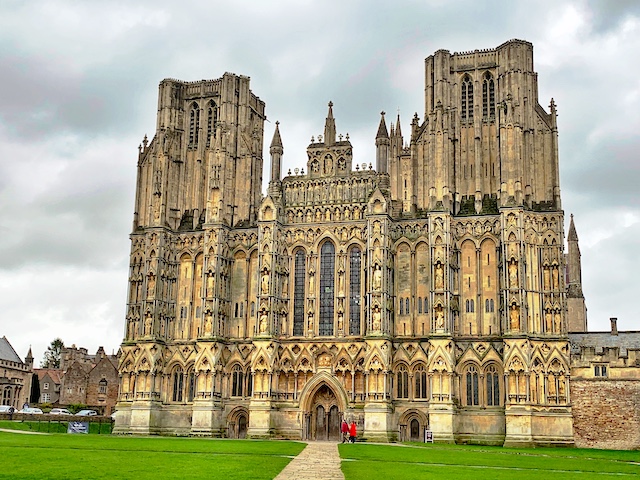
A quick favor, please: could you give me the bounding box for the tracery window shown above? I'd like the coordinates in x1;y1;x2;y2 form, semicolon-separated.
231;364;244;397
396;365;409;399
293;250;306;336
482;72;495;120
461;75;474;121
206;100;217;147
485;364;500;406
188;102;200;148
465;365;479;406
172;367;184;402
349;247;361;335
319;242;335;336
414;365;428;399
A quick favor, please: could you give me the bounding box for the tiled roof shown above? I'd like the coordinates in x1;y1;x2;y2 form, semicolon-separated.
35;369;63;384
569;331;640;356
0;336;23;363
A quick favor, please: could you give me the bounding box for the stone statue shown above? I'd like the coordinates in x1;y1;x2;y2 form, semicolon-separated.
434;263;444;289
510;305;520;330
261;273;269;295
373;265;382;291
509;260;518;288
436;309;445;329
259;312;268;334
372;307;381;331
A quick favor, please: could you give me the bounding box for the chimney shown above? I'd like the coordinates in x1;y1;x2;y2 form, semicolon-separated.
610;317;618;336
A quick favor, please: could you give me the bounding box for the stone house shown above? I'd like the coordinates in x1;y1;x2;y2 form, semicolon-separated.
34;369;62;404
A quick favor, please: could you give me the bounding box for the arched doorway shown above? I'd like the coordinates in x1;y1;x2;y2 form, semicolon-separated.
237;413;248;439
309;385;341;441
410;418;420;442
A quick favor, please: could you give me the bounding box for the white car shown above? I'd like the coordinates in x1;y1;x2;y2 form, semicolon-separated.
75;409;98;416
49;408;72;415
18;407;43;414
0;405;15;414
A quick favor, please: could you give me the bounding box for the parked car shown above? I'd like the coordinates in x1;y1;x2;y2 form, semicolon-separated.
49;408;72;415
75;409;98;416
18;407;43;414
0;405;15;414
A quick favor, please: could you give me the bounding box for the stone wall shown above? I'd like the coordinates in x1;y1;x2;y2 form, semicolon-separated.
571;379;640;450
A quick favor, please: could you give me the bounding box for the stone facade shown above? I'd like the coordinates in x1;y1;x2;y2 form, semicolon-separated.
0;336;33;409
569;322;640;450
116;40;578;446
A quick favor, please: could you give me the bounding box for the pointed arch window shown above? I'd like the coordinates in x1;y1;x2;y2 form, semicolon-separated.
482;72;495;120
188;102;200;149
485;364;500;406
206;100;217;147
172;367;184;402
396;364;409;399
349;246;362;335
461;75;474;121
414;364;428;399
293;250;306;336
231;364;244;397
465;365;479;406
319;241;335;336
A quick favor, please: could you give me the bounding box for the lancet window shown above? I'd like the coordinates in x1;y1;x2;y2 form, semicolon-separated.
188;102;200;149
348;246;361;335
396;364;409;399
206;100;217;147
461;75;474;121
231;364;244;397
319;241;335;336
485;364;500;406
482;72;495;119
465;364;479;406
293;250;305;336
414;364;428;399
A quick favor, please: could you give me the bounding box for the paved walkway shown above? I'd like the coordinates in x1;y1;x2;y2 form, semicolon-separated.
274;442;344;480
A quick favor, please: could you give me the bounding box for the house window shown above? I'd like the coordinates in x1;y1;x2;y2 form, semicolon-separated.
43;382;49;390
594;364;608;377
42;393;51;403
98;379;107;394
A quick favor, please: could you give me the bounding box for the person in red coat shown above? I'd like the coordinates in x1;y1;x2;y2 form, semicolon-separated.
349;421;357;443
341;419;349;443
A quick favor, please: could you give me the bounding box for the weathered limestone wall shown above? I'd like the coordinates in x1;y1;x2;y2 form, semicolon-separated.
571;379;640;450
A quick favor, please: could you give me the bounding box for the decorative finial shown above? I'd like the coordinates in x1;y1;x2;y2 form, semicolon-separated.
287;169;292;175
346;133;349;140
381;111;386;116
339;134;343;141
328;101;333;108
276;120;280;126
311;135;315;143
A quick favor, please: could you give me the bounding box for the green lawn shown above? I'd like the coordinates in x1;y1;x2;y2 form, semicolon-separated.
0;431;305;480
339;443;640;480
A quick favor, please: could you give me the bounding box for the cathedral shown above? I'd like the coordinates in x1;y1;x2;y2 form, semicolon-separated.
115;39;589;446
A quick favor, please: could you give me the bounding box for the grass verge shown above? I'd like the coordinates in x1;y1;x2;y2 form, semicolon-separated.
339;442;640;480
0;431;305;480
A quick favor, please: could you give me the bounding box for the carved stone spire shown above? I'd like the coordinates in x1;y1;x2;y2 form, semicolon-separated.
270;121;283;183
324;101;336;146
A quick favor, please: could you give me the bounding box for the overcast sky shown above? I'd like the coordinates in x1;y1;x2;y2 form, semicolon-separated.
1;0;638;364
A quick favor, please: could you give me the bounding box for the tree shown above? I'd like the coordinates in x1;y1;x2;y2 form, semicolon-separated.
41;338;64;368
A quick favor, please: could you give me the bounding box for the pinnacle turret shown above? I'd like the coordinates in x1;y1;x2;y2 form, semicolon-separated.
376;111;389;139
270;121;283;154
324;101;336;146
568;213;578;242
